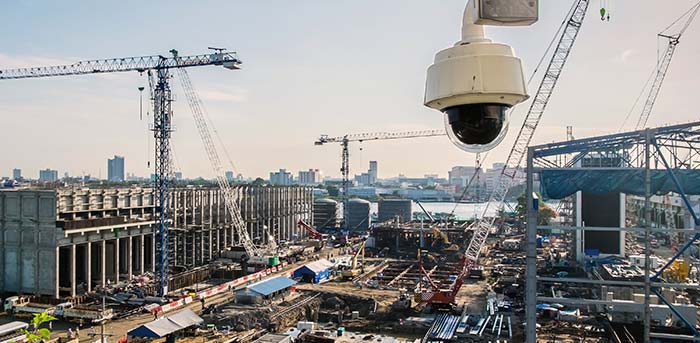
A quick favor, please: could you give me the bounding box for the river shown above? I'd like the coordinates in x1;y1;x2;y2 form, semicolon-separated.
367;201;517;220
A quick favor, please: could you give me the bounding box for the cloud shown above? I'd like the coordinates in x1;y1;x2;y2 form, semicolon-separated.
198;88;249;103
0;53;74;69
618;49;635;63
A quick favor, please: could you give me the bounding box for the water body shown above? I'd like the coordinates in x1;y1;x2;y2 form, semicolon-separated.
367;201;517;220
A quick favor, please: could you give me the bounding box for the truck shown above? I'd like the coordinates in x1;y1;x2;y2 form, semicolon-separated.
3;297;112;322
54;302;114;322
3;296;56;315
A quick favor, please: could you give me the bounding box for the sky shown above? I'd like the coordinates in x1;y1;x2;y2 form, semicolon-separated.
1;1;699;180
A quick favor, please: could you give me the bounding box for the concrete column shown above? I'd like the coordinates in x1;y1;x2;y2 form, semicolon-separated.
86;241;92;293
70;244;77;297
115;238;120;283
101;241;106;287
55;246;60;299
140;235;145;274
128;235;133;280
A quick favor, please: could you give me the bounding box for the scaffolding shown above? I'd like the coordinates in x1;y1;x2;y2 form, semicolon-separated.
525;121;700;343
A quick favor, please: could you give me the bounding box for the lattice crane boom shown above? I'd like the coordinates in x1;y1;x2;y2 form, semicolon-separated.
635;2;699;130
634;38;679;130
315;129;445;231
0;52;241;80
464;0;590;266
176;68;261;258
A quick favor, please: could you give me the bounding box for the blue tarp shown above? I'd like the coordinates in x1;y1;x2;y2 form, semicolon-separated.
247;276;296;296
540;169;700;199
293;259;333;284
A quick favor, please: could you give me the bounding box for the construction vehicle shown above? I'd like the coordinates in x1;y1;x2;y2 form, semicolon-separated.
341;239;367;279
3;297;113;322
3;296;56;315
176;65;279;266
662;259;690;283
418;0;591;306
430;226;460;252
297;220;327;251
0;48;242;296
315;130;445;231
54;303;114;323
414;249;465;308
634;2;699;130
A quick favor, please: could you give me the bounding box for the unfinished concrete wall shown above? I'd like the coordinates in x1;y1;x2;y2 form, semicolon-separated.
1;185;313;298
0;189;58;296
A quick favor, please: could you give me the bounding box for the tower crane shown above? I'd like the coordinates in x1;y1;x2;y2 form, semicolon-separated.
0;49;242;296
418;0;591;306
635;2;700;130
314;130;445;231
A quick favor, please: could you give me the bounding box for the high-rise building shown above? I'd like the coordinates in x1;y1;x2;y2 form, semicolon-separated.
368;161;378;185
12;168;21;180
354;161;378;186
298;169;323;185
107;155;125;182
448;166;483;187
174;172;183;180
225;171;235;182
39;169;58;182
269;169;293;185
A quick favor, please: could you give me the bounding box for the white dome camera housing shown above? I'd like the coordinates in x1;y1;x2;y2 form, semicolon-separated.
424;0;532;153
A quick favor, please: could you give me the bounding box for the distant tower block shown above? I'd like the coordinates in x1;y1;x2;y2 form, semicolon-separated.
576;192;626;262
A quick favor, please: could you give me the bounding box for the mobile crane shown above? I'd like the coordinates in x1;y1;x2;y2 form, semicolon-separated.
176;65;276;264
634;2;700;130
0;48;242;296
315;130;445;232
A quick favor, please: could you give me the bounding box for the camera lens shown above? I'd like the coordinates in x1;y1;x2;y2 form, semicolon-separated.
443;104;510;153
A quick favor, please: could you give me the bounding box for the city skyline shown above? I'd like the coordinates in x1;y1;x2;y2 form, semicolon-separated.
1;2;699;179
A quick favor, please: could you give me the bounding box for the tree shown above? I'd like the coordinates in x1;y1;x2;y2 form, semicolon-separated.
18;312;56;343
251;177;267;187
326;185;339;197
516;192;556;225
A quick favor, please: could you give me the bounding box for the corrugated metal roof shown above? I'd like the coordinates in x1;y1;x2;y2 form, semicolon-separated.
127;309;203;338
299;259;334;274
0;321;29;334
247;276;297;296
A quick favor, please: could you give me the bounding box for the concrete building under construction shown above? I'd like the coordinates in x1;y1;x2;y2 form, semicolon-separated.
0;185;313;298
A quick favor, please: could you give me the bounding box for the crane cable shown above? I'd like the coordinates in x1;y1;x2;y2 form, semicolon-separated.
447;0;580;221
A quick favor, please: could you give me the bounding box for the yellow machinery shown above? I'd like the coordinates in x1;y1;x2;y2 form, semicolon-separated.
342;240;366;279
662;259;690;282
431;227;460;252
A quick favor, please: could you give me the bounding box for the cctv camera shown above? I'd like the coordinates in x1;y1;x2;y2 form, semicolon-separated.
424;0;533;153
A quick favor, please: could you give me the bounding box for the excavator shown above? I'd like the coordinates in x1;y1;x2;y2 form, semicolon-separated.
341;239;367;279
662;259;690;283
431;226;460;253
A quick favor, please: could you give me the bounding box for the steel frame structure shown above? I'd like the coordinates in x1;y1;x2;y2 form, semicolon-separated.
526;121;700;343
